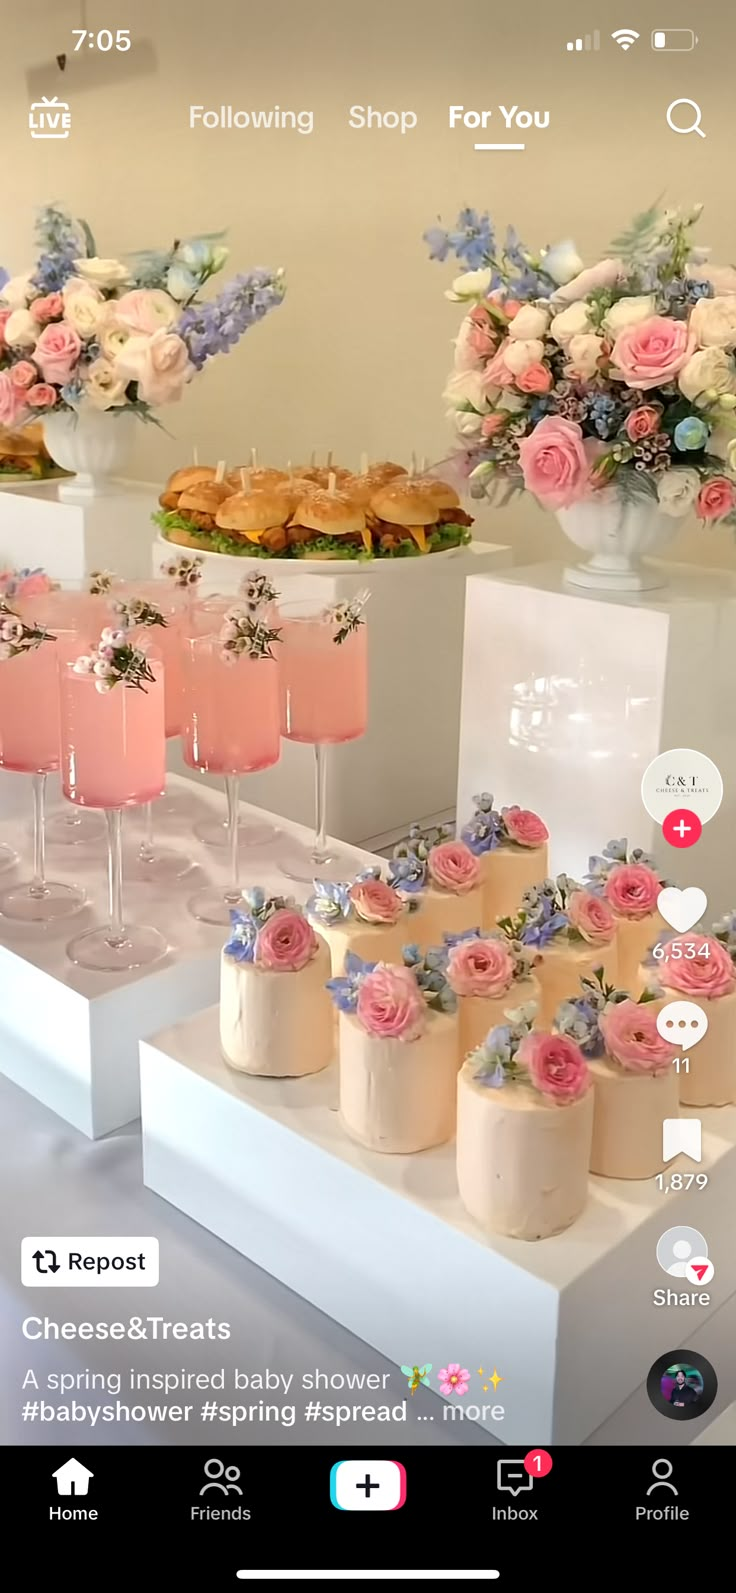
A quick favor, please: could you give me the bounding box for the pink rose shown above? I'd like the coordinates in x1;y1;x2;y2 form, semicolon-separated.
518;416;592;509
517;1030;590;1103
349;878;404;926
502;806;549;849
0;308;12;348
0;371;28;428
447;935;515;998
481;413;506;438
504;299;522;319
697;477;736;521
624;406;662;442
482;345;515;390
567;890;616;946
516;362;553;395
255;908;318;973
661;935;736;1000
34;321;82;385
9;361;37;390
116;328;193;406
603;863;660;921
428;841;481;895
26;383;57;409
469;322;497;359
114;289;179;335
611;316;695;391
356;962;427;1042
30;292;64;324
600;999;676;1075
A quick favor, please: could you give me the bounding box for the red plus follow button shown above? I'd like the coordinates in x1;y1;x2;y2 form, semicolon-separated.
662;808;703;848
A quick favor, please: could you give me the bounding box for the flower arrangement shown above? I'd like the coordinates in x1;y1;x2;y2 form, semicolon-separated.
327;947;457;1034
0;205;285;427
390;824;480;897
159;553;203;588
468;1002;590;1102
218;605;281;664
72;627;155;693
0;600;54;661
499;875;616;950
586;838;666;919
223;891;319;973
426;201;736;526
0;566;57;601
444;926;537;998
307;868;415;929
461;792;549;855
553;966;676;1075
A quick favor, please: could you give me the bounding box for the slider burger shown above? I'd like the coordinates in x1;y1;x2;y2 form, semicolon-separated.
367;478;473;554
214;487;292;555
0;422;59;478
287;487;370;558
155;478;234;549
157;464;217;513
225;465;288;491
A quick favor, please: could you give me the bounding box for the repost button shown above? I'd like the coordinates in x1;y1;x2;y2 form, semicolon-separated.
21;1236;159;1287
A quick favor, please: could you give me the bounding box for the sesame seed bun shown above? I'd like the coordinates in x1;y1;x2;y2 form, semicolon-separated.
368;460;407;482
178;481;234;515
369;481;440;526
215;488;290;532
290;488;366;536
166;465;217;495
420;478;460;511
225;466;288;491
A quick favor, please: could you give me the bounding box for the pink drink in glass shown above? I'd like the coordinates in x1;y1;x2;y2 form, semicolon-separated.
280;618;367;743
0;627;73;773
182;635;280;774
113;581;188;738
18;588;109;642
59;660;166;808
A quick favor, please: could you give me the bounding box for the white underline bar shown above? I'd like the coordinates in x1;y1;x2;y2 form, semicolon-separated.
474;142;525;150
236;1575;501;1582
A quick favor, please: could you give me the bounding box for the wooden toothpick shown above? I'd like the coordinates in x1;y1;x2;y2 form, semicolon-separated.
215;459;226;483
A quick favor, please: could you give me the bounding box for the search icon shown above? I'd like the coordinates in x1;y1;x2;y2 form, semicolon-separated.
666;99;706;137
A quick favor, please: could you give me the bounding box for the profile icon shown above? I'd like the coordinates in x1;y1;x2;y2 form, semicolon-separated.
656;1225;708;1277
646;1350;717;1421
199;1458;242;1496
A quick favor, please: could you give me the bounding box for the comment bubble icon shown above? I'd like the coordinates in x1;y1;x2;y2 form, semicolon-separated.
656;1000;709;1048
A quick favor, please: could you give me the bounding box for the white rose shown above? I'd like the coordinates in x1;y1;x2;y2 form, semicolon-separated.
97;310;132;361
656;468;701;517
550;300;592;348
4;309;38;347
689;295;736;351
444;267;493;303
84;357;129;410
62;277;103;304
453;409;484;438
442;369;487;409
63;291;104;340
507;304;550;341
0;272;36;310
565;333;605;378
453;316;481;372
73;257;131;290
540;240;584;286
603;295;657;336
503;338;544;375
496;390;526;413
114;327;193;406
678;348;736;403
706;425;736;473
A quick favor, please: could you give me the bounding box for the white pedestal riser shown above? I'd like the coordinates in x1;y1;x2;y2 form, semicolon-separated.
0;479;159;582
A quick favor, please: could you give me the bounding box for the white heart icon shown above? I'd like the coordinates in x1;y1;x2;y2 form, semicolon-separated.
657;886;708;934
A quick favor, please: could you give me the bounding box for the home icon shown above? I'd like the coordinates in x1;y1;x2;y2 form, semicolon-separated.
52;1457;94;1497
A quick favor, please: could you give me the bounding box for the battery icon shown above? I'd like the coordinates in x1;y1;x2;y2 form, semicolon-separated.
652;29;698;50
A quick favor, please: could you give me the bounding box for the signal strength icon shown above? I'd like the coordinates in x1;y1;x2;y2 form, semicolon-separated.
611;28;640;50
566;31;600;51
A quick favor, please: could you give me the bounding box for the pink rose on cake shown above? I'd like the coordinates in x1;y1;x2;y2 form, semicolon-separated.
255;909;319;974
600;999;676;1075
349;878;404;926
517;1030;590;1103
659;935;736;1000
356;963;428;1042
447;935;515;998
501;806;549;849
428;841;480;895
567;890;616;946
603;863;660;920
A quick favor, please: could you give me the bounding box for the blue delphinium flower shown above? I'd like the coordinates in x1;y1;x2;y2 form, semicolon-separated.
402;944;457;1014
589;395;623;440
326;950;377;1014
424;224;451;262
461;791;502;855
178;269;286;370
447;208;494;270
388;854;426;894
674;416;709;452
586;838;661;892
306;880;352;925
224;908;258;963
469;1003;537;1086
443;927;482;948
554;997;605;1058
61;380;85;406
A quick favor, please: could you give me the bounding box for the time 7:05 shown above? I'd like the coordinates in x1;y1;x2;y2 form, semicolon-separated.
73;30;131;50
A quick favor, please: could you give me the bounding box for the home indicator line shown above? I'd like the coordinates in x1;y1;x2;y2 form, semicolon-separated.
474;142;526;151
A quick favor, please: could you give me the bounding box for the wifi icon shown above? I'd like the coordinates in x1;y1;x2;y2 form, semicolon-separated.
611;28;640;50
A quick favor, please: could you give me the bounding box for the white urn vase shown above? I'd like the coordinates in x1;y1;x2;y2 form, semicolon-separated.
557;492;678;592
44;408;137;500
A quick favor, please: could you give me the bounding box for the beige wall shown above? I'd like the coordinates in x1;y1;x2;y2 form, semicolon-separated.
4;0;734;567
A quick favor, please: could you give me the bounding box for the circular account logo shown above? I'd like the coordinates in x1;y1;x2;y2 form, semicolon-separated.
641;748;723;827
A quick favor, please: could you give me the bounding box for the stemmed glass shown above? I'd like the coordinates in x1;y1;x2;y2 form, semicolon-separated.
59;630;168;971
278;592;369;883
182;601;281;925
0;608;87;921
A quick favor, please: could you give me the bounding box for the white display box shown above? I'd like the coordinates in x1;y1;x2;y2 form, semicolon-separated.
0;775;372;1139
140;1005;736;1445
158;540;511;847
456;561;736;913
0;479;158;583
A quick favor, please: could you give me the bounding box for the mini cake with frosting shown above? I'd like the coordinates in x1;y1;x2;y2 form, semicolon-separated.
444;927;541;1059
328;946;459;1153
502;874;618;1026
642;923;736;1107
461;792;549;926
586;838;668;993
456;1003;593;1241
389;823;483;946
554;969;678;1179
220;889;332;1076
306;867;427;976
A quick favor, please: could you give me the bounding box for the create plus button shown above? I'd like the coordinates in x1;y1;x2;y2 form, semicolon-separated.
662;809;702;849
